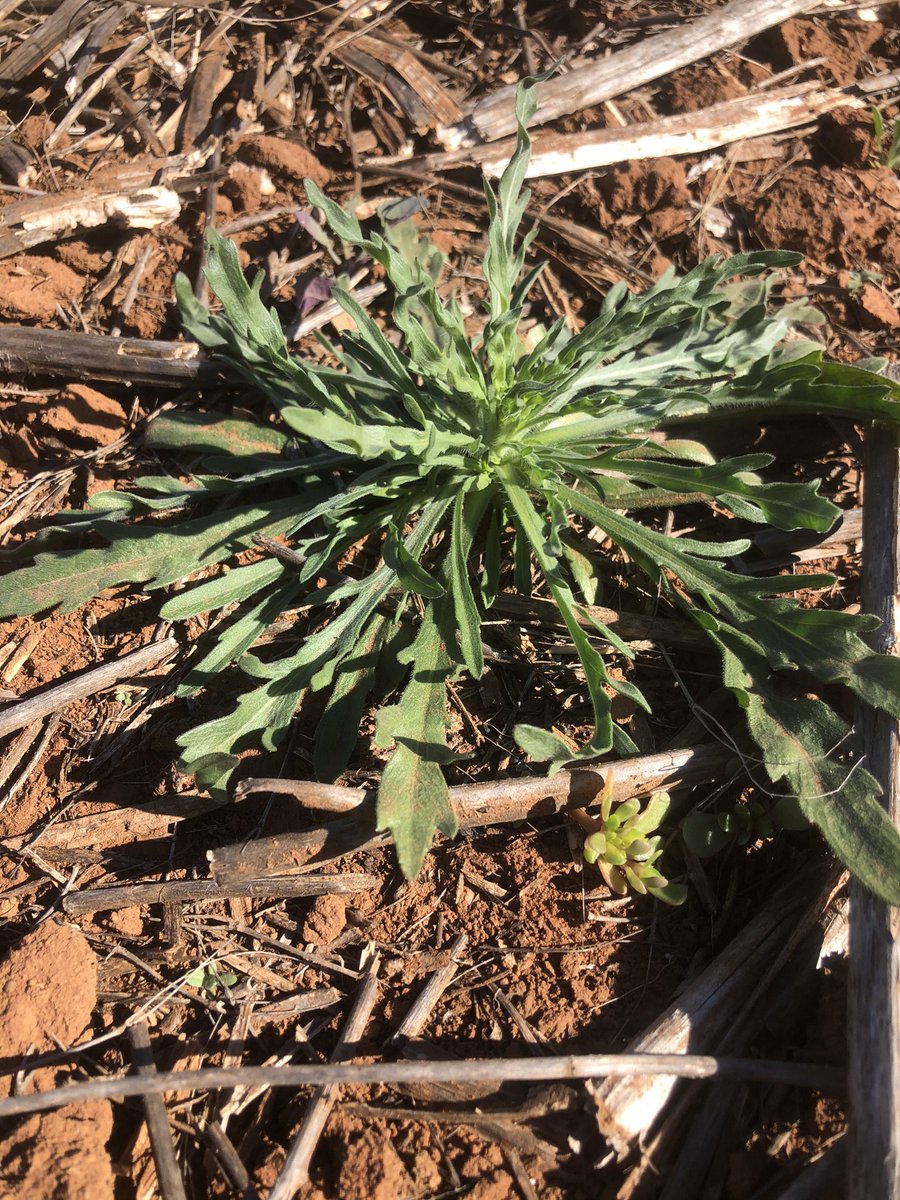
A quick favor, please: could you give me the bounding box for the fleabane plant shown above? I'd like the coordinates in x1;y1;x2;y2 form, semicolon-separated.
5;80;900;900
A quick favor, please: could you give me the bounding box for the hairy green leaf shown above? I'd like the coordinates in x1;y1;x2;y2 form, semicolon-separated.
374;608;458;876
720;640;900;906
448;490;485;678
161;559;285;619
146;410;288;458
0;499;300;618
314;612;388;784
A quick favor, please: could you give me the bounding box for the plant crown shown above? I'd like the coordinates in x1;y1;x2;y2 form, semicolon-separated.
5;81;900;901
577;779;686;905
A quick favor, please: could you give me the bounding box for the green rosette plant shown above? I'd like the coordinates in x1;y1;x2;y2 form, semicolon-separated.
4;79;900;900
574;783;687;905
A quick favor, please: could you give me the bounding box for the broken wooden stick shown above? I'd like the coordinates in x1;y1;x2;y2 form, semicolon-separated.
848;419;900;1200
336;32;463;129
47;32;154;152
0;0;95;95
62;872;380;917
391;933;468;1043
627;866;845;1195
0;638;178;741
268;961;381;1199
0;148;211;258
0;327;217;388
462;84;858;179
438;0;823;148
234;743;732;823
7;794;220;860
215;744;734;882
0;714;59;815
0;278;388;385
128;1022;188;1200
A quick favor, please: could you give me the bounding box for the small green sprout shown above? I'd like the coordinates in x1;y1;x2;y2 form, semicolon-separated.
682;800;774;859
573;771;687;905
682;795;809;859
185;962;239;997
845;268;883;293
872;107;900;169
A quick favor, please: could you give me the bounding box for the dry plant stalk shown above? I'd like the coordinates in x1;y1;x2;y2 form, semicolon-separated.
268;962;381;1199
0;326;216;388
128;1023;188;1200
61;872;380;917
588;867;837;1155
437;0;822;147
0;638;178;740
468;85;859;179
0;1052;843;1123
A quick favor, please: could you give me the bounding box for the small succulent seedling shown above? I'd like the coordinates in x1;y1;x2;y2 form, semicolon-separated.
4;80;900;902
572;771;686;905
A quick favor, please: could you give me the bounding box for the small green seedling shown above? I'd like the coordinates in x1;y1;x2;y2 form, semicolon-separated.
845;268;883;293
573;771;687;905
872;107;900;169
682;795;809;859
185;962;238;997
682;801;774;859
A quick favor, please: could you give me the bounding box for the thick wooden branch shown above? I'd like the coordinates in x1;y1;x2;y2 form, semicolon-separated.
438;0;822;148
215;744;734;882
0;327;216;388
467;84;857;179
848;420;900;1198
